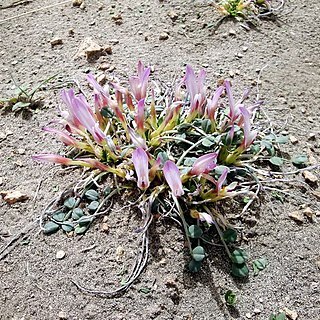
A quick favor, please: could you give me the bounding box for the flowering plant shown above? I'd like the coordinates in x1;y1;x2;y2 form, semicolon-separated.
34;62;265;293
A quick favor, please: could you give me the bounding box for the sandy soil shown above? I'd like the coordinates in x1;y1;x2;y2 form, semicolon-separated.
0;0;319;319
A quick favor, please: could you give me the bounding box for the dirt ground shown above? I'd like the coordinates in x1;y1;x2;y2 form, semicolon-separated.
0;0;319;319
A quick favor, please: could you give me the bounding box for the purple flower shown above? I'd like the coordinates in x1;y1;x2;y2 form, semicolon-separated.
129;61;150;101
135;99;145;135
42;127;80;147
185;65;206;116
163;161;184;197
224;80;240;124
190;153;218;176
32;154;75;165
239;106;257;149
216;168;229;194
132;147;150;190
128;127;147;149
206;86;224;121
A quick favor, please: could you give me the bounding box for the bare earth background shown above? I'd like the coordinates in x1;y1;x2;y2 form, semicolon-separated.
0;0;319;319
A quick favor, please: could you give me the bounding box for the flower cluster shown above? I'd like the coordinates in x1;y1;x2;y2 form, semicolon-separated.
33;61;260;206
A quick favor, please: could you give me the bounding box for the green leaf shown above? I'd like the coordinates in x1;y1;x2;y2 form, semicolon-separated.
72;208;84;220
78;216;94;226
139;287;151;294
188;225;203;239
75;225;89;235
231;249;248;264
192;246;205;262
202;137;215;147
52;211;65;222
292;154;308;167
261;140;275;156
250;144;261;155
269;312;286;320
224;290;237;306
64;197;76;209
269;156;284;166
201;119;211;133
85;189;99;201
87;200;99;211
183;157;196;167
276;135;288;144
61;222;74;232
231;263;249;278
214;165;229;175
43;221;59;234
12;101;31;111
104;186;112;196
253;258;268;275
223;229;237;244
243;196;250;204
188;259;202;272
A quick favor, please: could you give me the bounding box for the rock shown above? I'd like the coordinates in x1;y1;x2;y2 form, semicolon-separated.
0;190;29;204
112;14;123;25
242;46;248;52
312;191;320;200
56;250;66;260
302;171;318;185
74;37;104;61
283;307;298;320
253;308;261;314
116;246;124;260
68;28;75;36
302;207;315;219
50;37;63;46
58;311;68;319
308;133;316;141
159;33;169;40
80;2;86;9
288;211;304;223
17;148;25;155
72;0;83;6
289;135;298;144
0;132;6;140
245;313;252;319
104;46;112;54
229;28;236;36
0;177;3;186
109;39;119;45
168;10;178;21
100;222;109;233
98;62;110;71
228;70;235;77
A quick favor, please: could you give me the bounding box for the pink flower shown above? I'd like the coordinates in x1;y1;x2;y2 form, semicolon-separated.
128;127;147;149
135;99;145;135
190;153;218;176
132;147;150;190
239;106;257;149
42;127;80;147
185;65;206;116
224;80;240;124
163;161;184;197
216;168;229;194
32;154;74;165
206;86;224;121
129;61;150;101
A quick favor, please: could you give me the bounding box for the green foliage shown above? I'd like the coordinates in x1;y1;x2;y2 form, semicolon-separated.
225;290;237;306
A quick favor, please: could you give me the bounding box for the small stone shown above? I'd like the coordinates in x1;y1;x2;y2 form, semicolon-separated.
229;28;236;36
0;190;29;204
68;29;75;36
300;107;306;114
228;70;235;77
283;307;298;320
98;62;110;71
104;46;112;54
308;133;316;141
112;14;123;25
242;46;248;52
289;136;298;144
168;10;178;21
75;37;104;61
159;33;169;40
72;0;83;6
302;171;318;184
50;37;63;46
278;97;287;104
245;313;252;319
253;308;261;314
159;258;167;266
58;311;68;319
0;132;6;140
56;250;66;260
96;74;106;86
237;52;243;58
17;148;25;155
100;222;109;233
288;211;304;223
0;177;3;186
312;191;320;200
108;65;115;72
116;246;124;260
316;259;320;269
165;277;177;287
80;2;86;9
109;39;119;45
302;207;314;219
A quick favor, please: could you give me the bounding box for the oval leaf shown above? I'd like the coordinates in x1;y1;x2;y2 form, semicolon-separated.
52;211;65;222
225;290;237;306
223;229;237;244
292;154;308;166
43;221;59;235
231;249;248;264
78;216;94;226
192;246;205;262
87;200;99;211
188;225;203;239
61;222;74;232
231;263;249;278
75;225;89;235
85;189;99;201
64;197;76;209
72;208;84;220
188;259;202;273
269;156;283;166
